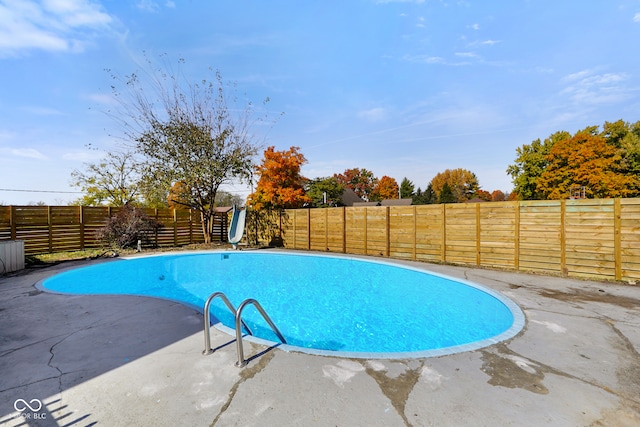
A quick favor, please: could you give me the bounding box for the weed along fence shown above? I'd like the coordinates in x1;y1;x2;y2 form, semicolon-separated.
281;198;640;282
0;205;212;255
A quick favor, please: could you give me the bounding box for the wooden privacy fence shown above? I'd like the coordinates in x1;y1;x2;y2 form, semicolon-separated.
0;205;213;255
281;198;640;282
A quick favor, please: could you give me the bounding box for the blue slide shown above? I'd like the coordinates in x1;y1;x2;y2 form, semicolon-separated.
228;205;246;249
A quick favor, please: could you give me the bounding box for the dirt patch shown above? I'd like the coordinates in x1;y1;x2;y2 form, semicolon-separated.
480;345;548;394
538;288;640;309
363;362;423;427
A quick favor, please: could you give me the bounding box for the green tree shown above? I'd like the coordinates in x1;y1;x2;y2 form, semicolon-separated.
109;58;265;243
412;184;436;205
400;177;415;199
506;131;571;200
603;120;640;175
71;150;141;206
438;183;456;203
334;168;378;201
305;177;345;207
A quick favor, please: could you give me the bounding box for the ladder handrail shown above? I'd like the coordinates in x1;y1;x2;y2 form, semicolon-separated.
203;292;253;355
235;298;287;367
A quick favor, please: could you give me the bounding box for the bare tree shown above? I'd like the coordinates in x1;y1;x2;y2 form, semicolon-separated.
107;56;269;242
71;150;142;206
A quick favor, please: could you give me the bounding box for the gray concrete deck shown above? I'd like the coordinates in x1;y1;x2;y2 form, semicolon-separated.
1;253;639;426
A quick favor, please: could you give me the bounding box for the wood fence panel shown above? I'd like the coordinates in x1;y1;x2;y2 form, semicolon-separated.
0;207;11;240
620;199;640;280
284;209;310;249
280;210;294;248
345;207;366;255
519;201;563;274
280;198;640;282
480;202;517;269
365;207;388;257
445;204;478;265
155;208;175;246
326;208;345;252
564;199;615;279
389;206;415;260
309;209;327;251
0;205;205;255
414;205;443;263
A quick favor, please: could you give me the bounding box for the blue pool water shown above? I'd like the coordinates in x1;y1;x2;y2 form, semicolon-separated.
40;251;524;358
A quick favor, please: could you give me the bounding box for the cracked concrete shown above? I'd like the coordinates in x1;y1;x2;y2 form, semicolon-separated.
1;255;640;426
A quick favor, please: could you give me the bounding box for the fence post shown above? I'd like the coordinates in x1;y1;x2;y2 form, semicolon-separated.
412;205;417;261
441;204;446;263
364;207;368;255
324;208;329;250
560;200;567;276
79;205;85;250
10;206;16;240
514;201;520;271
173;209;178;246
614;198;622;280
307;208;311;250
47;206;53;253
475;203;481;266
385;206;390;257
342;207;346;254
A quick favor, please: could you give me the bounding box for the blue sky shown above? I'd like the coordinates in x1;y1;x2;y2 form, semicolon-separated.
1;0;640;205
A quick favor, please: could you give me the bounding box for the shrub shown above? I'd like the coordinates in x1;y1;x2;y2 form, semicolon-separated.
98;204;162;249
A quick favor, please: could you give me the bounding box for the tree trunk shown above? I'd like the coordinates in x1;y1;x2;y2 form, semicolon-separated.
200;210;212;244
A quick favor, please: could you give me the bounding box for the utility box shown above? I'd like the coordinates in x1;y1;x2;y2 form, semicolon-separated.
0;240;25;274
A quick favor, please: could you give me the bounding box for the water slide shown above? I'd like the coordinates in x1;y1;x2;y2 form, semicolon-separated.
228;205;246;249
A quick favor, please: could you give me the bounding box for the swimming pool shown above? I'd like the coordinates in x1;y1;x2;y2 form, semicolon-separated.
40;251;524;358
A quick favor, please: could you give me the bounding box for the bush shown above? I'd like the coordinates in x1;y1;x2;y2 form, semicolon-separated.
98;204;162;249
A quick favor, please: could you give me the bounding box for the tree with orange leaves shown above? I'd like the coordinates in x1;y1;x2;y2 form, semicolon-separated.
536;129;640;199
167;181;192;210
334;168;378;201
248;146;311;210
371;175;399;201
536;130;640;199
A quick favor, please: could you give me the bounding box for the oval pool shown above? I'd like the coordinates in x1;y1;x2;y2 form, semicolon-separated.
40;251;524;358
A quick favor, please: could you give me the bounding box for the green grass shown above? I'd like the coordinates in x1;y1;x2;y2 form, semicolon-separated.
24;242;234;267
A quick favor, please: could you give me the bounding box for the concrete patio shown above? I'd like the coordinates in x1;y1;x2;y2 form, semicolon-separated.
1;253;639;426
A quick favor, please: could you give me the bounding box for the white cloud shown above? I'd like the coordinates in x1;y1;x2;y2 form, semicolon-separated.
136;0;159;13
561;69;631;105
10;148;48;160
357;107;387;122
84;92;118;106
633;12;640;23
136;0;176;13
0;0;113;57
455;51;478;58
401;54;470;66
20;106;64;115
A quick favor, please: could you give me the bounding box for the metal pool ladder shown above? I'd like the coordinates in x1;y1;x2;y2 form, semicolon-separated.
202;291;287;368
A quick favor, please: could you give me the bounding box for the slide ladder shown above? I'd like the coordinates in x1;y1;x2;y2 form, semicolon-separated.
202;291;286;367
